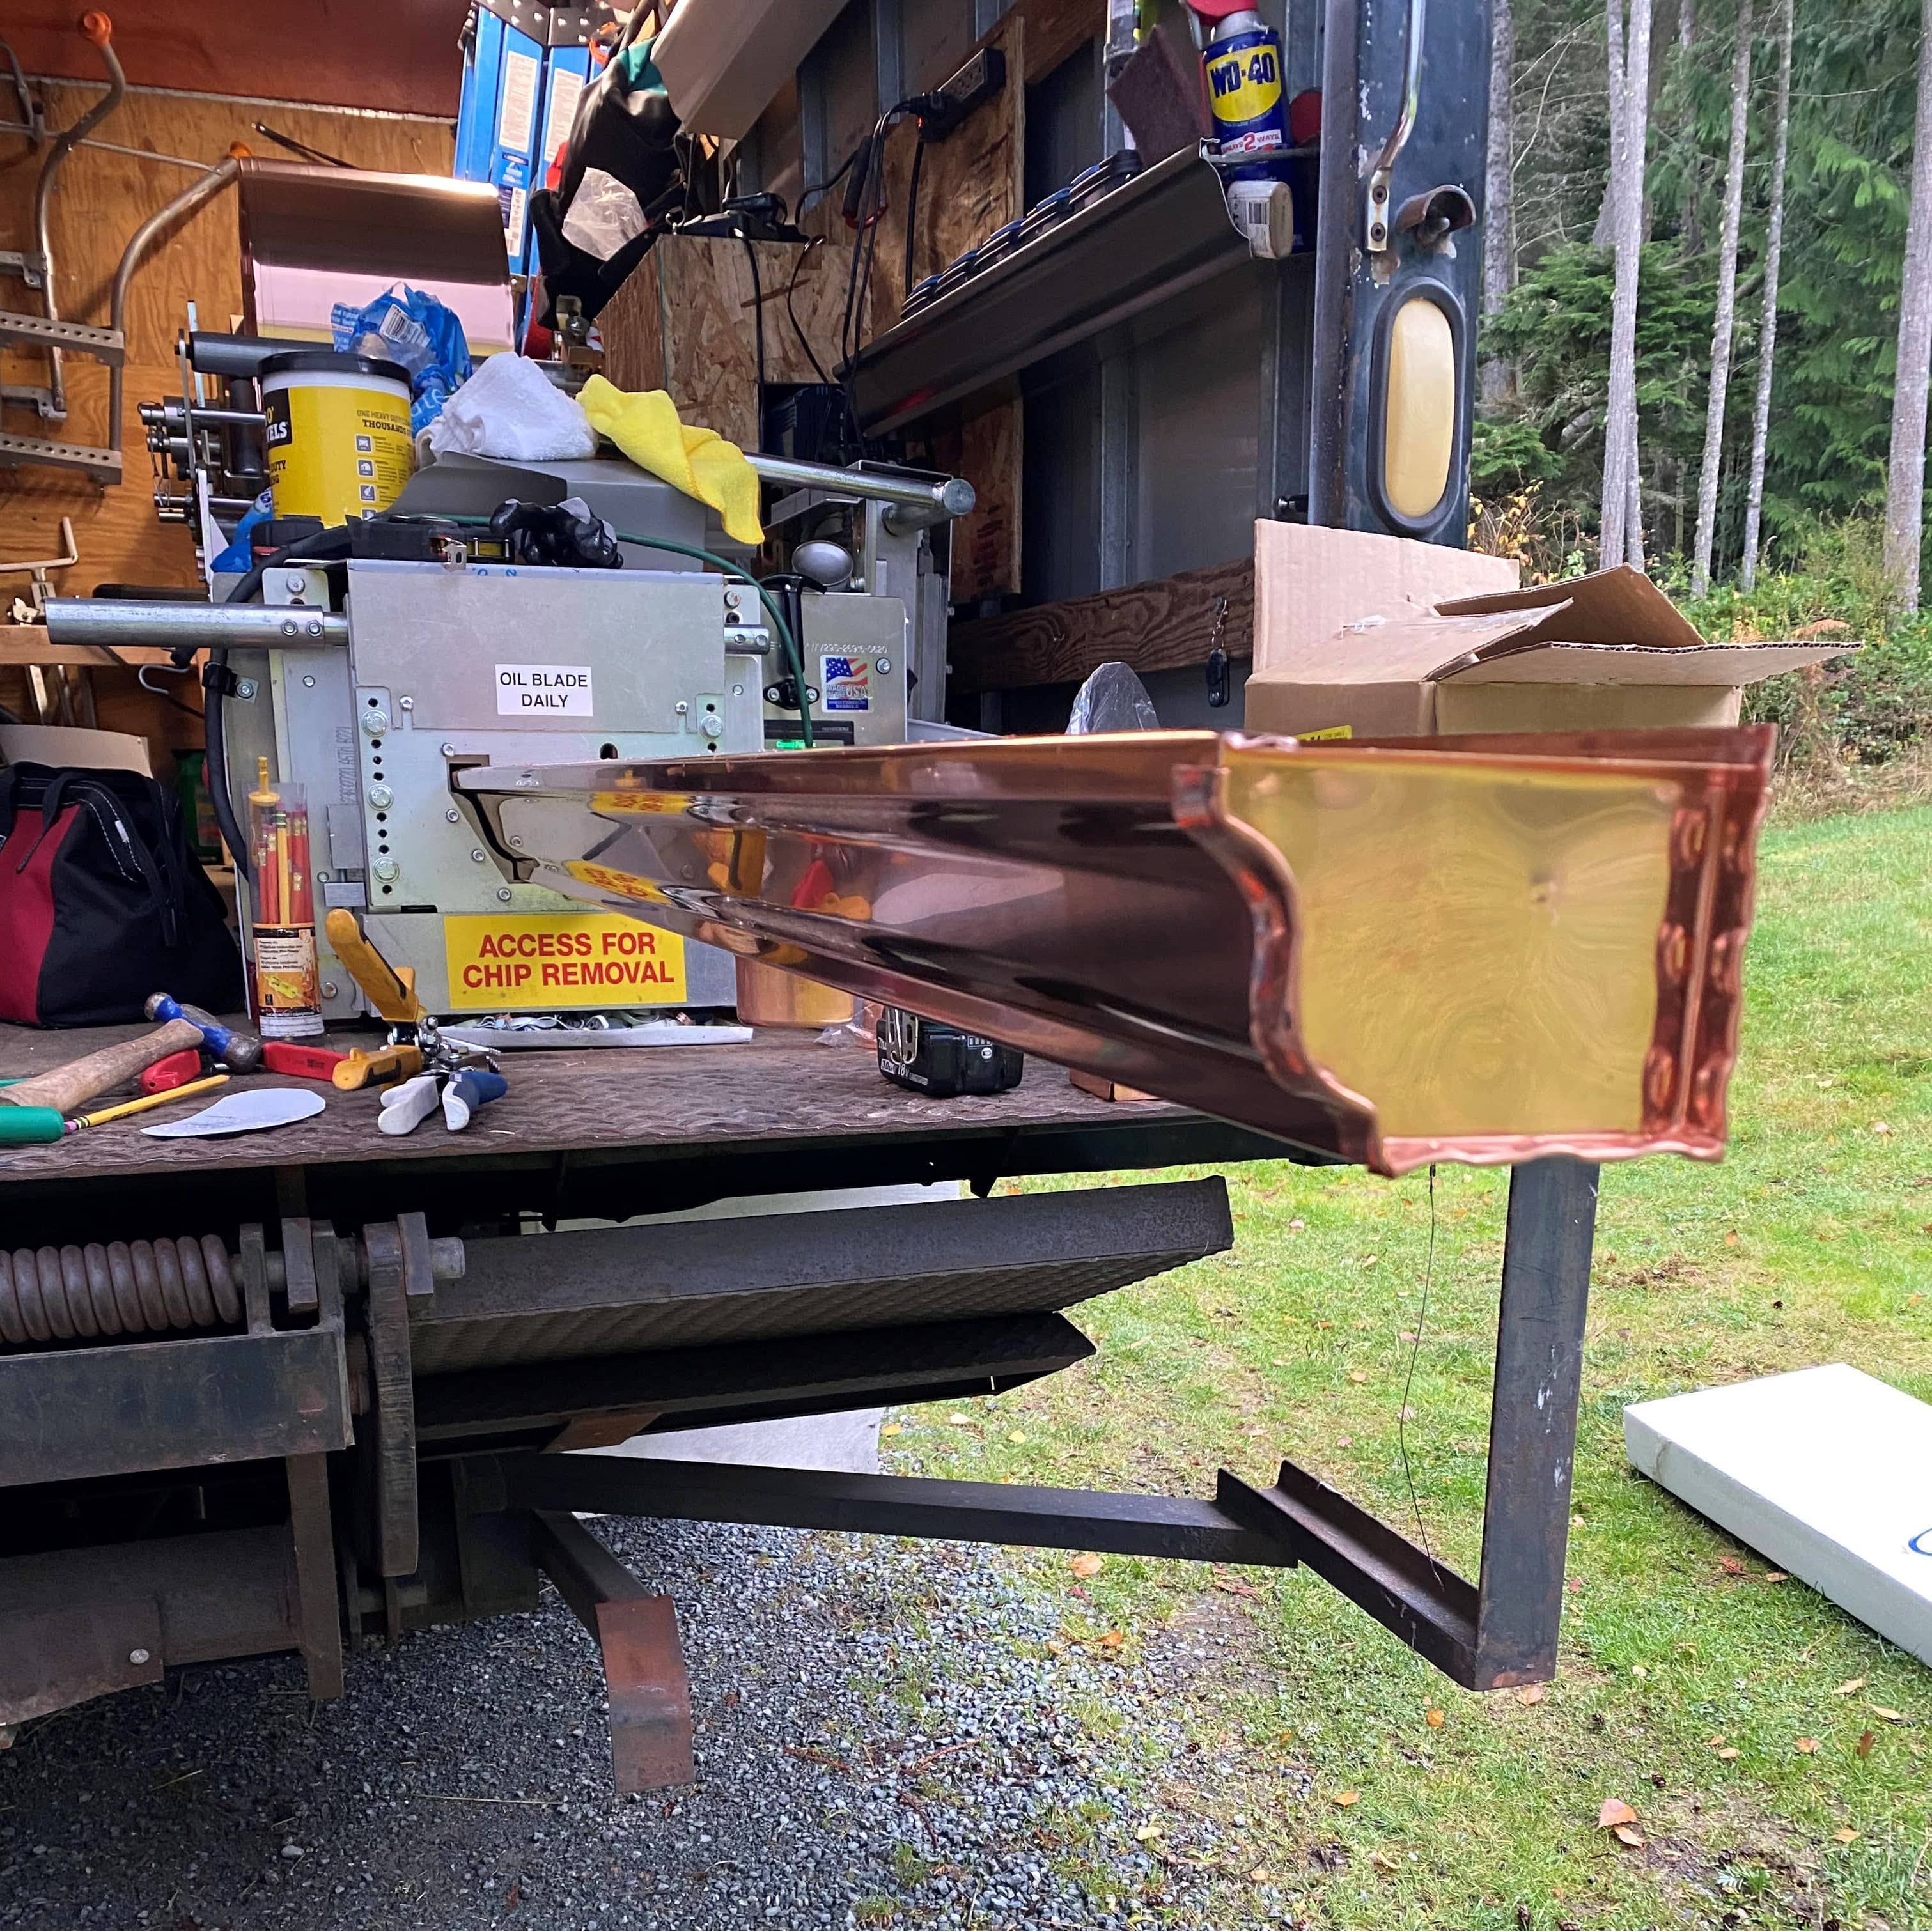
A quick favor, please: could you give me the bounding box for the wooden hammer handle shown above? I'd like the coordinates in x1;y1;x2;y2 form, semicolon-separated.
0;1019;205;1115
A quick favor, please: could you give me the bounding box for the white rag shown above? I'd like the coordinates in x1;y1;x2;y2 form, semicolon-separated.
426;352;598;463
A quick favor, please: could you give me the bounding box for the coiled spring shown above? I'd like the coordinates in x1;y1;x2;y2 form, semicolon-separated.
0;1237;240;1345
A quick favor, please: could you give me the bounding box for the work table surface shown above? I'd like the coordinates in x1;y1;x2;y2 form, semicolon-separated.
0;1021;1211;1186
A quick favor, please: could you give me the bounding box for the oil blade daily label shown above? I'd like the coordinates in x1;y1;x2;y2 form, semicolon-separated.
496;663;594;716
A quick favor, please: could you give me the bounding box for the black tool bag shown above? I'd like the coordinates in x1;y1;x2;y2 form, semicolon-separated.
0;763;243;1028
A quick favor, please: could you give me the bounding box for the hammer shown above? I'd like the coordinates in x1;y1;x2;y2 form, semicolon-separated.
144;993;265;1074
0;1020;205;1116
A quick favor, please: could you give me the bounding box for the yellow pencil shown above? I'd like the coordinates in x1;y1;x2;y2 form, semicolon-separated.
69;1073;230;1130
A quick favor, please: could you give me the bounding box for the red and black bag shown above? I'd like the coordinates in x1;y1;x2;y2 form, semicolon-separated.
0;763;243;1028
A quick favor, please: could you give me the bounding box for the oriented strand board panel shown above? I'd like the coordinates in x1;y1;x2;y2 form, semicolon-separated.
930;396;1022;605
597;236;861;453
1626;1365;1932;1666
869;11;1024;334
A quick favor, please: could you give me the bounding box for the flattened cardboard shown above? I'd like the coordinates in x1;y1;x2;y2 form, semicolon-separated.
1252;522;1521;676
1245;558;1857;740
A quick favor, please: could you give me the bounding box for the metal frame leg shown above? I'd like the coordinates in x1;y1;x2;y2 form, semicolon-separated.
529;1511;695;1792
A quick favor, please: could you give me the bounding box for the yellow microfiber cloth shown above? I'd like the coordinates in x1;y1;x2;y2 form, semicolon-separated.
577;374;763;547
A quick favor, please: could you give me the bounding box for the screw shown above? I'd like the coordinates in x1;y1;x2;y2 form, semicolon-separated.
306;618;322;637
368;784;393;809
471;849;487;863
440;741;456;757
496;887;513;903
510;835;526;849
317;871;331;885
128;1648;150;1666
235;679;258;701
361;709;389;735
280;618;298;637
701;713;723;738
373;858;399;883
876;657;891;674
282;571;308;597
731;683;744;698
675;700;689;715
399;696;414;712
444;807;460;823
322;981;338;998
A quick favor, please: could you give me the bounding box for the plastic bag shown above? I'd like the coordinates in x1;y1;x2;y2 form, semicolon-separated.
560;165;649;261
331;285;474;435
210;487;273;573
1066;661;1160;734
426;352;599;463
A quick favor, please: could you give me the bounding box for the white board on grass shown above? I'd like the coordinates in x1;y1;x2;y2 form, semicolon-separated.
1624;1363;1932;1666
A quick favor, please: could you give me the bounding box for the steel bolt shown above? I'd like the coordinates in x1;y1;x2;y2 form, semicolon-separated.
399;696;414;712
322;982;338;998
440;741;456;756
675;700;689;715
731;683;744;699
471;848;487;864
281;618;298;637
509;835;526;849
302;673;316;688
282;571;308;598
373;858;399;883
368;784;393;809
876;657;891;674
235;679;258;701
306;619;322;637
496;887;512;903
701;713;723;738
361;709;389;736
444;807;460;823
128;1648;150;1666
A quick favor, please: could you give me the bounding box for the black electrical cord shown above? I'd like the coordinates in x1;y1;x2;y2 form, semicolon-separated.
739;233;765;451
902;132;926;300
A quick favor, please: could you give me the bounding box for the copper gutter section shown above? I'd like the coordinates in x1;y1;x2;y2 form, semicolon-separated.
456;727;1774;1175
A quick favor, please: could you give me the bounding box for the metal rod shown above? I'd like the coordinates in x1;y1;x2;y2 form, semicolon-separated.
44;598;346;651
466;1454;1300;1569
1366;0;1428;252
745;453;974;520
32;22;127;417
139;402;267;429
107;157;241;458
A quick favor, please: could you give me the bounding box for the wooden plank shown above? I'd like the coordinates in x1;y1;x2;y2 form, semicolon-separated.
948;556;1254;694
1017;0;1105;84
0;626;175;667
597;235;861;451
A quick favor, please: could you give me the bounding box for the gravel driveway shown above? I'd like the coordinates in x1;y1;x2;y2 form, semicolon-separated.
0;1517;1297;1930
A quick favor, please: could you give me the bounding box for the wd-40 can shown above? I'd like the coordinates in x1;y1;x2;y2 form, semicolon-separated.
1201;10;1288;162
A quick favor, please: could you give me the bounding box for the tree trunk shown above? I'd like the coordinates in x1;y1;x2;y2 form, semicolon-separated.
1885;0;1932;610
1690;0;1754;596
1740;0;1794;592
1482;0;1517;404
1601;0;1654;568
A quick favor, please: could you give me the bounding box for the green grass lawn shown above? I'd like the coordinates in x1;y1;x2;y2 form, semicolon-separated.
890;802;1932;1928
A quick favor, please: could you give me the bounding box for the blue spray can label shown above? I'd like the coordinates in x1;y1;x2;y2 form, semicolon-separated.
1201;11;1287;157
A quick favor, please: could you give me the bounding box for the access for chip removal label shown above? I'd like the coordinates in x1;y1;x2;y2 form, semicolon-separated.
443;913;686;1008
496;663;594;716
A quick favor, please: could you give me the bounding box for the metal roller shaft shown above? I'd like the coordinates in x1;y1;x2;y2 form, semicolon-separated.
43;599;347;653
0;1237;239;1345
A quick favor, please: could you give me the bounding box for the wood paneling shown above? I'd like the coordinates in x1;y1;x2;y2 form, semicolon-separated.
947;556;1253;693
1;88;453;595
596;235;862;453
7;4;465;117
1;87;451;764
1016;0;1105;85
870;12;1024;333
930;396;1024;607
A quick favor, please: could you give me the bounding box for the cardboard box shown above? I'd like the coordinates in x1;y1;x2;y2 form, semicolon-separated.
1246;557;1855;740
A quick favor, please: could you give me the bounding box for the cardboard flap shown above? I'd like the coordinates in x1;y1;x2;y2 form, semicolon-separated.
1434;564;1708;651
1445;640;1858;686
1253;522;1521;674
1323;606;1575;682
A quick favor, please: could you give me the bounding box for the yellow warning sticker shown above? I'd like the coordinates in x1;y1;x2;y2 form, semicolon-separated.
442;912;687;1009
1297;724;1353;741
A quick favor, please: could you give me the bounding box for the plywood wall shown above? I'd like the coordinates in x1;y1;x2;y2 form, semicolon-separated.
0;81;452;748
597;233;862;453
